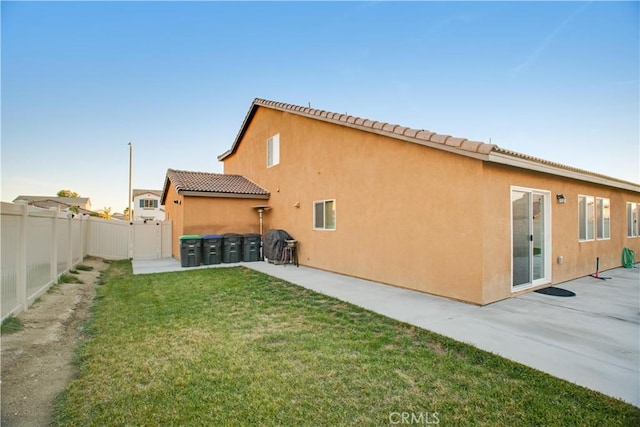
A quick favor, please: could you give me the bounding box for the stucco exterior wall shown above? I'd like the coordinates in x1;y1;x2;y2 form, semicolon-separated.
164;181;264;260
222;106;640;305
182;196;262;237
224;108;487;303
163;184;185;259
481;163;640;304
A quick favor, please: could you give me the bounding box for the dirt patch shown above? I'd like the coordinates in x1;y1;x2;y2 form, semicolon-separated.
1;257;109;427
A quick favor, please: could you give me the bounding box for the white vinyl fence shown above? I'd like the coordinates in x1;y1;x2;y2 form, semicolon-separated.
1;201;172;320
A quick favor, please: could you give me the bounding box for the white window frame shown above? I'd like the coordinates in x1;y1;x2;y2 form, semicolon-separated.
267;134;280;168
141;198;157;209
628;202;639;238
578;195;595;241
596;197;610;240
313;199;336;231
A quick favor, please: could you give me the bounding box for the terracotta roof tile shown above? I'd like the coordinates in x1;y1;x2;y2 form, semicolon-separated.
444;137;466;148
415;130;435;140
429;134;451;144
217;98;638;191
460;140;483;152
166;169;269;197
402;128;420;138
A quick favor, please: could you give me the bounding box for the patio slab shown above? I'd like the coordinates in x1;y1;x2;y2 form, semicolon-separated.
132;258;640;407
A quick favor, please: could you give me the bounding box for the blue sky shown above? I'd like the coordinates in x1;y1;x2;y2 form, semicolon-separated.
2;1;638;213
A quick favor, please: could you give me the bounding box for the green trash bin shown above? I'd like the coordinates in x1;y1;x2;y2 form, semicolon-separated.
179;235;202;267
202;234;223;265
242;233;261;262
222;233;242;263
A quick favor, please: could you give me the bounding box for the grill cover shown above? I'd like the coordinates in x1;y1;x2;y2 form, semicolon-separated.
263;229;293;263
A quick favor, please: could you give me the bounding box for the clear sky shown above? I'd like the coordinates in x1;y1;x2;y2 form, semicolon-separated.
2;1;638;213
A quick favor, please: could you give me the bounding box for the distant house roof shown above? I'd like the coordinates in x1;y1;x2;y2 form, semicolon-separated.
19;198;94;215
13;195;91;206
161;169;270;204
218;98;639;192
132;189;163;200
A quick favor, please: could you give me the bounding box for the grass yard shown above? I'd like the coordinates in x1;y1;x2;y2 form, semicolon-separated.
55;261;640;426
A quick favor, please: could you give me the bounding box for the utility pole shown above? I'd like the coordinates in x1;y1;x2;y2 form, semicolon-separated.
128;142;133;221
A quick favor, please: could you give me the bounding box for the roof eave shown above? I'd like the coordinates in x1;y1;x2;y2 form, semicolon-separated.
178;190;270;200
487;152;640;192
217;101;260;161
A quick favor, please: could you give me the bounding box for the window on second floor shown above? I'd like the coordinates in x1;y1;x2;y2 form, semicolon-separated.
267;134;280;167
140;199;158;209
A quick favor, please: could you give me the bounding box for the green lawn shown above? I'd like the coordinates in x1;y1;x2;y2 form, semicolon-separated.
55;260;640;426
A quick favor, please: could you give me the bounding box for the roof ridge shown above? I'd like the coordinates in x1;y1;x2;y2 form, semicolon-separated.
251;98;496;155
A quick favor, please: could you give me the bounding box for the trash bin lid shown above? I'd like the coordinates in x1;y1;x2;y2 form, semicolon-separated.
180;234;202;240
202;234;222;239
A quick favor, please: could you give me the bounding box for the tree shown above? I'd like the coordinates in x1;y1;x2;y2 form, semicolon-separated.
124;207;134;220
57;189;79;198
97;207;113;220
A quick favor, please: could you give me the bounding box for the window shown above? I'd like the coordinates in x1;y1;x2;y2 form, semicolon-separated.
596;198;610;240
140;199;158;209
628;202;639;237
267;134;280;167
314;200;336;230
578;195;595;241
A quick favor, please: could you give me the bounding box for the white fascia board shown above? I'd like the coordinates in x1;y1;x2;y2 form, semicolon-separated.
488;152;640;193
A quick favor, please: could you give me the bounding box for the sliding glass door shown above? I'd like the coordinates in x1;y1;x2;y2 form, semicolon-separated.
512;187;551;289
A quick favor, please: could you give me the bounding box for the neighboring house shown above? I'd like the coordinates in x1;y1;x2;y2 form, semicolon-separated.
132;189;166;221
13;196;94;215
161;170;269;258
167;98;640;305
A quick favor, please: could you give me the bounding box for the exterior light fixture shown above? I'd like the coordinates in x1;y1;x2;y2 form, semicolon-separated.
556;194;566;204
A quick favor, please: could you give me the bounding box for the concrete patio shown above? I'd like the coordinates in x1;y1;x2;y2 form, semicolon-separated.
132;257;640;407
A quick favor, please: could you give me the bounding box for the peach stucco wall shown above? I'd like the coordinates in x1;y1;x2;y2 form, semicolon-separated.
480;163;640;304
163;182;264;260
221;107;640;305
224;108;487;303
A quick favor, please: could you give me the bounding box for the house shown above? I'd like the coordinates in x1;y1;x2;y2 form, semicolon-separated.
161;169;269;259
166;98;640;305
13;196;94;215
132;189;166;221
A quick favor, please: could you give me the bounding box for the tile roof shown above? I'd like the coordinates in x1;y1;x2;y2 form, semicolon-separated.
26;199;95;215
218;98;639;192
132;189;162;198
13;195;91;205
162;169;269;202
218;98;496;162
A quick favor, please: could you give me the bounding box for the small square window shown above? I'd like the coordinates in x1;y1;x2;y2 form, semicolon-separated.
313;200;336;230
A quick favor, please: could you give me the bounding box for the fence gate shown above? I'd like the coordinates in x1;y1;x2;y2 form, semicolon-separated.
132;221;164;260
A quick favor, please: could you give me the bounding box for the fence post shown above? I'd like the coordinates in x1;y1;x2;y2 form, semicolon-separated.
67;212;73;270
80;214;87;260
15;201;28;312
50;207;58;283
128;221;134;259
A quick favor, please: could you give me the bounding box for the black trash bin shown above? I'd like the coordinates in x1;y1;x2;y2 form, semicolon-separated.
242;233;262;262
179;235;202;267
222;233;243;263
202;234;223;265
